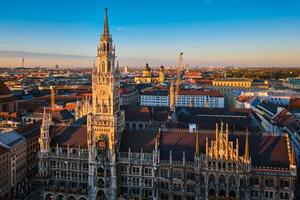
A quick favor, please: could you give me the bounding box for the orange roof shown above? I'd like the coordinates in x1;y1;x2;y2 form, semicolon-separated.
185;71;202;76
237;95;253;102
65;103;77;111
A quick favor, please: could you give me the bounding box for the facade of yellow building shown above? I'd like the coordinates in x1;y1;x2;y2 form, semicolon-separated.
134;64;165;83
212;78;252;88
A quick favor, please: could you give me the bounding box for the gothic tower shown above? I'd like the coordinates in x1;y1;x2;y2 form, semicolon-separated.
88;8;125;200
38;108;52;178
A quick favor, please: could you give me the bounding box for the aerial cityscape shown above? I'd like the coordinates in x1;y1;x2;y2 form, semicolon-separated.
0;1;300;200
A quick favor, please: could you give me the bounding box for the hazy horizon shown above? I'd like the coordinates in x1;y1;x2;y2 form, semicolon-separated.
1;0;300;68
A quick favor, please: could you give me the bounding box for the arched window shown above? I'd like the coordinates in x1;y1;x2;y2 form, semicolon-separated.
209;174;215;184
96;190;106;200
107;42;110;51
56;194;64;200
229;191;237;199
107;61;111;72
98;179;105;188
46;194;53;200
219;175;226;186
97;167;105;176
102;43;106;51
102;61;105;72
229;175;236;187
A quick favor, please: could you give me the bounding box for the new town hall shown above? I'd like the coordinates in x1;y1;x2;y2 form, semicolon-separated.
38;9;297;200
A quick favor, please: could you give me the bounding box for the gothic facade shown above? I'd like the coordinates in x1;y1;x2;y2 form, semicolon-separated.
38;9;297;200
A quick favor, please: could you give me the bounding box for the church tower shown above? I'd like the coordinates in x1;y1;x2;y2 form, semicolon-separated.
88;8;125;200
38;108;52;178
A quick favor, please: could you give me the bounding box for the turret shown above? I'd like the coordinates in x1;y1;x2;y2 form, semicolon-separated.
39;107;51;154
38;107;52;179
159;65;165;83
245;127;250;161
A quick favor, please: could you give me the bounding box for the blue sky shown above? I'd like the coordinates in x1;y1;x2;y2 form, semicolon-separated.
0;0;300;67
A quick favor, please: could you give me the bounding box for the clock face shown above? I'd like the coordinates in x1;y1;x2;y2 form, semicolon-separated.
100;90;106;96
98;140;106;149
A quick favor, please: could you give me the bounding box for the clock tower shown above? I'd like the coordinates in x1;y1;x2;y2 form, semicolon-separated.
88;8;124;200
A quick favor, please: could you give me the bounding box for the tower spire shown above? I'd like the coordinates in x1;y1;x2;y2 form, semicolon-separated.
103;8;109;36
245;127;249;160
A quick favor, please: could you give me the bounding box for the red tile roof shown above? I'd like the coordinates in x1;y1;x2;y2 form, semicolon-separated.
119;130;158;153
124;106;151;122
119;130;290;169
51;125;87;148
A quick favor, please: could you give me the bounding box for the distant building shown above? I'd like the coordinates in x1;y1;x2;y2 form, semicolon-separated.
141;87;224;108
0;131;27;199
0;80;16;113
227;90;299;109
176;89;224;108
184;70;202;83
22;107;75;125
140;88;169;107
124;106;152;130
134;64;165;84
282;78;300;90
212;78;252;92
120;85;139;106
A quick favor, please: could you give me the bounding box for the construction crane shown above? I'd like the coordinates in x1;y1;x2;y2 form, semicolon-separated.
170;52;184;112
50;86;56;112
175;52;184;98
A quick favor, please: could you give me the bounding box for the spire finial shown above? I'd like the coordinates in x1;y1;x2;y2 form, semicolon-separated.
116;61;120;73
103;8;109;36
245;127;249;160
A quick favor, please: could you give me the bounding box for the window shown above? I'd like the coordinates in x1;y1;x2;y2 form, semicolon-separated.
187;184;195;193
265;191;268;198
144;167;152;176
186;196;195;200
144;178;153;187
159;182;168;190
173;169;182;179
160;168;168;178
160;193;169;200
132;177;139;186
120;176;127;184
132;188;139;195
186;171;195;181
102;61;105;72
119;165;128;174
139;123;143;129
173;183;181;192
143;189;152;198
132;166;140;175
107;61;111;72
132;123;136;130
174;194;182;200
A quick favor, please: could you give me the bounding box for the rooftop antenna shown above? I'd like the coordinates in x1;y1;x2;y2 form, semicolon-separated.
22;56;24;67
